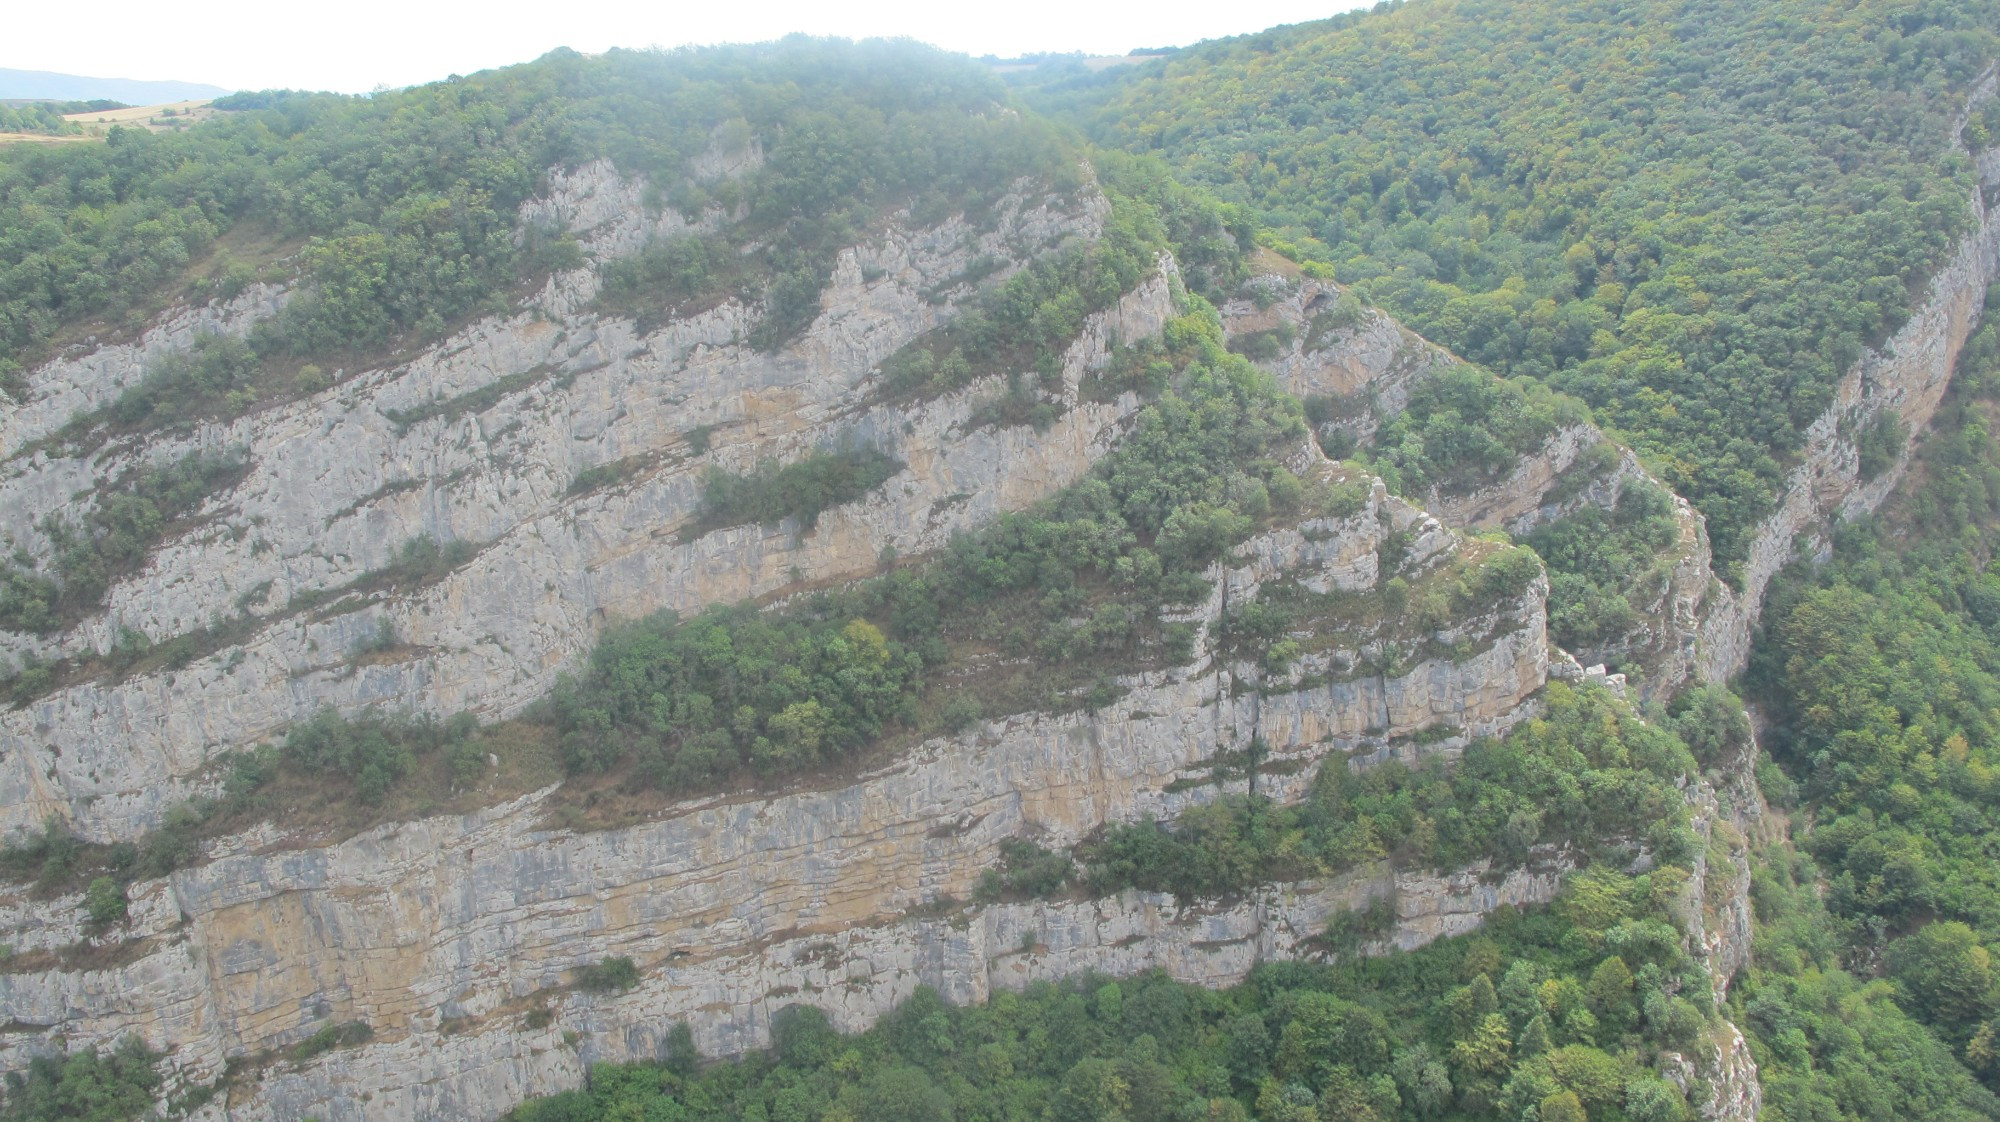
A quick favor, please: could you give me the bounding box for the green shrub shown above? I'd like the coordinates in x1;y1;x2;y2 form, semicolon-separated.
577;956;640;993
1527;481;1681;651
0;449;249;634
282;709;478;805
0;1037;160;1122
83;876;127;927
976;840;1075;901
291;1021;374;1063
696;445;904;533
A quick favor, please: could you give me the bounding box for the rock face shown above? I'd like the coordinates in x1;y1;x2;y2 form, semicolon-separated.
0;282;291;463
0;155;1574;1121
1219;278;1457;437
1220;281;1718;697
0;438;1552;1120
1678;740;1765;1122
0;167;1169;845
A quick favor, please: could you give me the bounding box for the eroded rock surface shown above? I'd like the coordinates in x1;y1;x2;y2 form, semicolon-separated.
0;450;1551;1121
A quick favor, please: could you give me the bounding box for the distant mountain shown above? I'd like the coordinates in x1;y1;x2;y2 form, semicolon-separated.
0;67;229;103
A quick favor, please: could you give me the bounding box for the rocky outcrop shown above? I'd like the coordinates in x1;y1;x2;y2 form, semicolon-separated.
1678;745;1764;1122
1221;61;2000;700
0;167;1170;844
0;449;1551;1121
1220;278;1456;436
1221;281;1718;696
0;282;291;463
1222;103;2000;704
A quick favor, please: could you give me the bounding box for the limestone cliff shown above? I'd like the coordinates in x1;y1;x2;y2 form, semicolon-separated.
0;445;1551;1120
0;164;1168;845
1219;280;1717;697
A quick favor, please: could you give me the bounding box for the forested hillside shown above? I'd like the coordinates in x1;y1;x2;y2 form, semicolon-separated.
1734;323;2000;1118
0;39;1076;397
1023;0;1998;582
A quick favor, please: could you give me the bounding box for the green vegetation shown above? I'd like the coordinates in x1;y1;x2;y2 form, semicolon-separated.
503;853;1717;1122
16;18;2000;1122
71;333;262;442
1215;537;1542;674
876;155;1248;418
0;102;126;139
695;445;905;535
1029;0;2000;583
879;179;1230;410
1724;323;2000;1111
0;1038;159;1122
1526;478;1682;654
568;454;653;496
1735;844;2000;1121
577;956;641;994
1079;683;1697;901
593;233;734;329
0;706;518;909
977;839;1076;901
550;333;1321;795
82;876;126;928
1362;366;1589;496
0;448;248;634
378;365;577;433
1;38;1078;416
291;1021;374;1064
283;709;483;805
554;606;920;786
0;105;82;138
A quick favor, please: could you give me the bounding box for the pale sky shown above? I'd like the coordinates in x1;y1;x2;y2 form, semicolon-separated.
4;0;1368;95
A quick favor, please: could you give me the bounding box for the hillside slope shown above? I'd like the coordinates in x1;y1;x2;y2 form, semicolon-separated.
0;17;1997;1122
1022;0;1998;586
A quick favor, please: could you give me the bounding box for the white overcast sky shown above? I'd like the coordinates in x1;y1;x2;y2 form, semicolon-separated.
4;0;1368;94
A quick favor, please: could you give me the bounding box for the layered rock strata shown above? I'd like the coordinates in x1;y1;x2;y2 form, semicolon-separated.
0;459;1550;1121
0;169;1170;844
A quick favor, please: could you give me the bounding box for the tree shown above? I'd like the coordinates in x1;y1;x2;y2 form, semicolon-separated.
1887;923;2000;1035
862;1066;953;1122
1451;1014;1513;1076
1539;1090;1588;1122
84;877;126;928
663;1022;700;1078
1625;1076;1691;1122
1587;957;1635;1026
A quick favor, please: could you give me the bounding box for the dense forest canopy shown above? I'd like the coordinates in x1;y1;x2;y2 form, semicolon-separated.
1024;0;2000;581
1738;322;2000;1110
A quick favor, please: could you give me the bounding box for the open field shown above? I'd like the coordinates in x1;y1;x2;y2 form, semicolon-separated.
64;98;219;131
1;99;221;146
0;131;95;145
